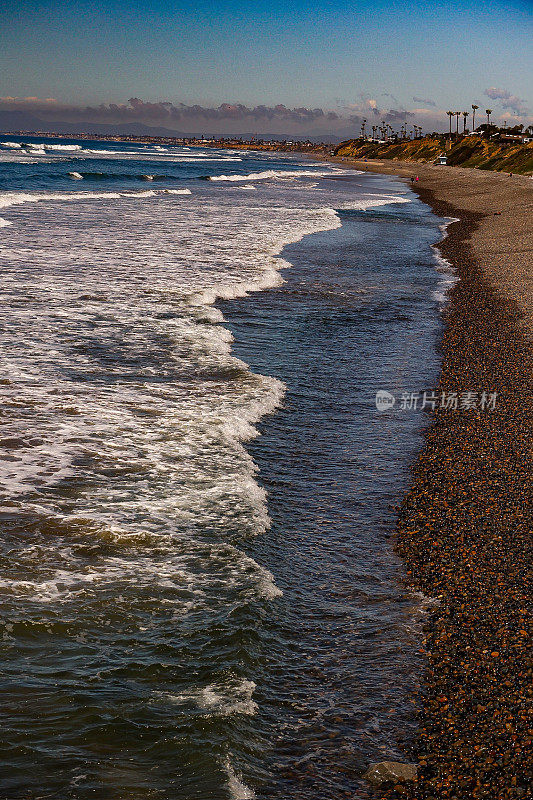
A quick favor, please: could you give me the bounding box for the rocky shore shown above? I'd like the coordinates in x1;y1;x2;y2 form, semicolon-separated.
337;162;532;798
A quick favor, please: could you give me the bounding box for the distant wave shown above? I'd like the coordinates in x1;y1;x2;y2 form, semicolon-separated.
66;171;188;181
207;168;337;182
1;141;120;156
0;188;192;226
1;142;83;152
1;141;243;162
338;194;412;212
66;169;266;182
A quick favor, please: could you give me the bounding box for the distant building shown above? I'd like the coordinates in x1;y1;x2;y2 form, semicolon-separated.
437;154;448;165
499;133;531;143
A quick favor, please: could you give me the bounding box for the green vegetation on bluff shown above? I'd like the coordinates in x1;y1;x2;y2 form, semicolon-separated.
334;136;533;175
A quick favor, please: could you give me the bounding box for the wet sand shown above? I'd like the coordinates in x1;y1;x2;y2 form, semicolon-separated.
329;160;532;798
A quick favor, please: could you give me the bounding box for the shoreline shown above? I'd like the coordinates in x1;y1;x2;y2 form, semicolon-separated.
318;157;533;341
330;160;532;797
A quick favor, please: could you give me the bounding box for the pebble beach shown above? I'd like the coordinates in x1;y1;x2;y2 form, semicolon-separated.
335;161;532;799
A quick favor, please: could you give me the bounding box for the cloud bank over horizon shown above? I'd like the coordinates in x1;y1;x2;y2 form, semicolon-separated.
0;96;416;133
0;93;531;136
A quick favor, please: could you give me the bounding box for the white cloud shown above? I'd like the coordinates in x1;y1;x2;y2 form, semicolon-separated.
484;87;529;116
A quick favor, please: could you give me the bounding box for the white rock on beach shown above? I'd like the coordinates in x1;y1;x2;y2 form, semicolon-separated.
363;761;417;785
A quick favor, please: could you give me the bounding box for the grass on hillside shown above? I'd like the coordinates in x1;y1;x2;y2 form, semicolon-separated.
334;136;533;175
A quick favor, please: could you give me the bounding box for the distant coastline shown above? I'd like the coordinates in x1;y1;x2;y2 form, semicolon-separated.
2;130;532;174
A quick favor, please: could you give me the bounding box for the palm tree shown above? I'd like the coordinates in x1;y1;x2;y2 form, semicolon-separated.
455;111;461;136
447;110;454;138
486;109;492;127
463;111;469;134
471;104;479;132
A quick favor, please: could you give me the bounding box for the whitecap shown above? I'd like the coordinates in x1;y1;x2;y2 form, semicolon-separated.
162;188;192;195
158;678;258;717
224;758;255;800
208;168;340;182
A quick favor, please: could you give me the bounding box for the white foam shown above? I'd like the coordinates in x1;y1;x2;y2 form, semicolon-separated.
159;678;257;717
0;191;123;210
0;154;435;777
68;172;83;180
411;590;441;609
224;758;255;800
161;156;244;163
36;143;83;151
3;142;85;154
0;188;193;224
85;149;119;155
431;217;459;304
208;168;338;182
121;190;157;198
340;193;413;212
0;159;395;645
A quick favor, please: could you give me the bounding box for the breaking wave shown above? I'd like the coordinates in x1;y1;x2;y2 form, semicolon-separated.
207;168;341;182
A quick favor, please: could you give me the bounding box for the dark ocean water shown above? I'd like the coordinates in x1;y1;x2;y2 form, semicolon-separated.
0;137;451;799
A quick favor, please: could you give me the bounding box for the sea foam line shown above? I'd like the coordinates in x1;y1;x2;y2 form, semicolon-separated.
0;189;192;225
208;168;341;182
224;758;255;800
431;217;460;304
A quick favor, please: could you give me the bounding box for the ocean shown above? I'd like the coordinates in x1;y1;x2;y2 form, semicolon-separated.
0;137;454;799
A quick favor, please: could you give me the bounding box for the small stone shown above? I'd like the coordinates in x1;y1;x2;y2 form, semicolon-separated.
363;761;417;786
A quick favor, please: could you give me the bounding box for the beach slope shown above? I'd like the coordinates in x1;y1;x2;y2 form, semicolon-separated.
338;161;532;799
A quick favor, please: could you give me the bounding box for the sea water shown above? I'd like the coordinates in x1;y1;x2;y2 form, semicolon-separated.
0;137;454;798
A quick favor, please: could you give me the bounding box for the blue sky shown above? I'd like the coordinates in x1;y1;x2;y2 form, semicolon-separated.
1;0;531;133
